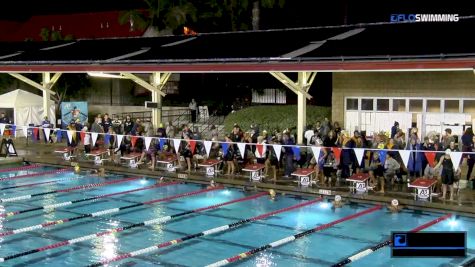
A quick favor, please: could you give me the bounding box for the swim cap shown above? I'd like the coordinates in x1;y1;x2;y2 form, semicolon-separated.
391;199;399;206
335;195;342;202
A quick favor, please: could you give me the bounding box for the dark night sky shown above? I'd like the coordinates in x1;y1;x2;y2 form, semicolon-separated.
1;1;473;27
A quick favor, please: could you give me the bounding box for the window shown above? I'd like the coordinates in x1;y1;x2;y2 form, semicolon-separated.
426;100;441;112
409;99;423;112
464;100;475;113
445;100;459;113
377;99;389;111
361;99;374;111
392;99;406;112
346;98;358;110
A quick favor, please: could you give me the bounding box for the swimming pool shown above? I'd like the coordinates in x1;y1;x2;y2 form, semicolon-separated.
0;165;474;266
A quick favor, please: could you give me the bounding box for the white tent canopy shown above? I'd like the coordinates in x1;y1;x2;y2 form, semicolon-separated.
0;89;55;135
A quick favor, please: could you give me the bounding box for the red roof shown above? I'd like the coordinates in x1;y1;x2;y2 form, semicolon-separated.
1;11;145;42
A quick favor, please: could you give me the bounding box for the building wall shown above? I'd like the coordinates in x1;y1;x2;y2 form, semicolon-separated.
332;71;475;125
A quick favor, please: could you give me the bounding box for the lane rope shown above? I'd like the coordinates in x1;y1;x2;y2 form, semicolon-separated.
0;175;86;191
85;196;323;267
0;176;141;203
0;164;41;173
0;168;71;182
206;205;382;267
0;185;223;239
0;191;269;262
331;213;452;266
0;180;178;218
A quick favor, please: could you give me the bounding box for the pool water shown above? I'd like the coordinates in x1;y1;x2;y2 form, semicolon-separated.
0;166;474;266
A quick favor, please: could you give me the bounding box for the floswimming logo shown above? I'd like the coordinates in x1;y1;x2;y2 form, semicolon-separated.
390;14;459;22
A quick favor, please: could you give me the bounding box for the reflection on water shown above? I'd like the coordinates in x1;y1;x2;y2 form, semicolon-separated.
92;220;119;261
0;205;5;247
255;252;276;267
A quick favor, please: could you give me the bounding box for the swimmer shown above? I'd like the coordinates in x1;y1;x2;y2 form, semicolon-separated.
332;195;344;208
74;165;80;174
23;161;31;166
159;177;165;183
98;168;106;177
207;180;218;189
269;189;277;200
388;199;404;213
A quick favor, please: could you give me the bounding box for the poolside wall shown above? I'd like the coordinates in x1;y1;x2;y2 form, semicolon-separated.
332;71;475;127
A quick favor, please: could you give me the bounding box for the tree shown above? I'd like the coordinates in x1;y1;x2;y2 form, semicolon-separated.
39;27;74;41
119;0;197;34
198;0;286;32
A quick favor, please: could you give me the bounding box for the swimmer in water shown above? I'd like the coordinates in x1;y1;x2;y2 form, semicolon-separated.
388;199;404;213
332;195;344;209
207;180;218;189
269;189;277;200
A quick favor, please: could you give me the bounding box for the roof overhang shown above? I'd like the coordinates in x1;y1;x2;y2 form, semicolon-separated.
1;58;475;73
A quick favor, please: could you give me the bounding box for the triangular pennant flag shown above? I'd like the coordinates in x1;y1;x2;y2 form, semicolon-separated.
33;128;39;140
379;150;387;165
144;137;152;151
11;125;16;137
159;138;166;150
450;151;463;172
0;124;5;135
22;126;28;137
204;141;212;157
131;136;138;148
67;130;74;144
331;147;341;162
311;146;321;159
80;131;85;143
221;142;229;156
43;128;51;143
56;130;62;143
173;139;181;154
104;134;110;145
353;148;365;166
398;150;411;168
237;142;246;158
273;144;282;160
117;135;124;148
256;144;266;158
189;140;197;154
292;146;301;161
424;151;436;167
91;133;98;147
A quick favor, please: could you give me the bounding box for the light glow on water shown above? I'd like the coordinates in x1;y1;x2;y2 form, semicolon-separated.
319;202;331;209
221;189;232;196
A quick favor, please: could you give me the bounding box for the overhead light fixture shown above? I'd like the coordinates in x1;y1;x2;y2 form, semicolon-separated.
87;72;126;79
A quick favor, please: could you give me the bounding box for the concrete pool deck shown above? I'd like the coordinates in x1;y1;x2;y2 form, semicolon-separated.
4;137;475;217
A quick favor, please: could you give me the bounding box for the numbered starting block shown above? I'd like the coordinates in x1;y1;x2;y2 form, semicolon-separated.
291;168;316;187
54;147;76;161
156;154;178;172
120;153;142;168
198;159;222;177
408;178;437;202
346;173;370;194
242;163;265;182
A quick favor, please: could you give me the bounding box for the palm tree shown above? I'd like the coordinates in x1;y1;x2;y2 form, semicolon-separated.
119;0;197;34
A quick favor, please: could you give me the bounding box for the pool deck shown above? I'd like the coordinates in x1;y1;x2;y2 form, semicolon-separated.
5;137;475;217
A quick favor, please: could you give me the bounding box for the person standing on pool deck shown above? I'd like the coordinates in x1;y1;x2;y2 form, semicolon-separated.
435;149;460;201
189;99;197;123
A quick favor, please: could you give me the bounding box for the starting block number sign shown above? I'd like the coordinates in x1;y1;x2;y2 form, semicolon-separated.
94;156;102;166
166;163;175;172
130;159;138;169
251;171;261;181
206;166;215;176
356;182;367;192
300;176;310;187
417;188;430;199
